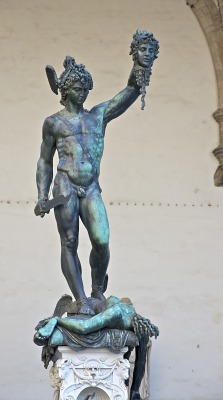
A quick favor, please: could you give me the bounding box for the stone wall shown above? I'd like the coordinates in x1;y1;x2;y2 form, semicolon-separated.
0;1;222;399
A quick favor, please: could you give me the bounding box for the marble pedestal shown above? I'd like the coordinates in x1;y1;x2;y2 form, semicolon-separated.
50;346;130;400
50;341;151;400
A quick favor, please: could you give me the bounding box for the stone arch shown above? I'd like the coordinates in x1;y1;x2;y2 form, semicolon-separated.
186;0;223;185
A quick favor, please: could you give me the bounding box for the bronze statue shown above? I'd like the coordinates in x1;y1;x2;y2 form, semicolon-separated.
34;296;158;343
34;30;159;315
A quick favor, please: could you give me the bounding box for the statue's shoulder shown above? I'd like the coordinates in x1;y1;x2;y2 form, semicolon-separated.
44;114;58;128
43;112;62;134
90;101;110;116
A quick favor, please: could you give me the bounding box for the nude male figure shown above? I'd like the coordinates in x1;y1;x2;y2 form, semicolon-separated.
35;31;159;315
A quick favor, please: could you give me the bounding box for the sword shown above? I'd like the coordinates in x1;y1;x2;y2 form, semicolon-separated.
34;193;71;216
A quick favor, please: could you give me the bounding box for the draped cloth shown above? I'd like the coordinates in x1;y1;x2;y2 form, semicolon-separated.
41;328;138;368
57;327;138;353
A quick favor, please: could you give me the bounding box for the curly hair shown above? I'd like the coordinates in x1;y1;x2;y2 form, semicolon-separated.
130;29;159;61
131;313;159;338
58;56;93;106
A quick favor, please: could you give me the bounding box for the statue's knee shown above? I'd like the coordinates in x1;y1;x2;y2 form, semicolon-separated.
93;241;109;257
61;236;78;251
92;226;109;249
94;229;109;246
49;329;64;347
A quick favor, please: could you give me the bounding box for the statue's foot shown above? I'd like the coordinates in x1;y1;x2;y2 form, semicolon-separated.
77;298;95;315
91;292;106;301
91;286;106;301
130;390;141;400
38;317;58;338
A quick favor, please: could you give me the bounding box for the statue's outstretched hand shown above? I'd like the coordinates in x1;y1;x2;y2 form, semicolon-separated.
34;198;50;218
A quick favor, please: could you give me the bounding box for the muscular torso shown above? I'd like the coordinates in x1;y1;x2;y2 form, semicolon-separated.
51;107;106;186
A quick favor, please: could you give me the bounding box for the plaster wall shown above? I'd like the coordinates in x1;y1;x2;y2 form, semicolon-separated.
0;1;222;399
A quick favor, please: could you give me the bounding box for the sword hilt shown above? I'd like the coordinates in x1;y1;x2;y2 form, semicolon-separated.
34;201;49;217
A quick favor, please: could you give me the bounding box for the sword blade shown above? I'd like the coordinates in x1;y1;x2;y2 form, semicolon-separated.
42;193;71;212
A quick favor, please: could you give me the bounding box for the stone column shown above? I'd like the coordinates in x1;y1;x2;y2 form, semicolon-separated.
213;108;223;185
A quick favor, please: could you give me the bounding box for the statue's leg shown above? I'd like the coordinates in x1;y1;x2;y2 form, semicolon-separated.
130;334;149;400
38;317;58;338
48;328;65;347
57;304;123;334
80;184;110;300
53;175;94;315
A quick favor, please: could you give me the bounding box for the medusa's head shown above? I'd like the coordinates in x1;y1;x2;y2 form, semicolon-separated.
130;29;159;68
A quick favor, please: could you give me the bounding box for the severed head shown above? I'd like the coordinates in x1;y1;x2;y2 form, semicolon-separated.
130;29;159;68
